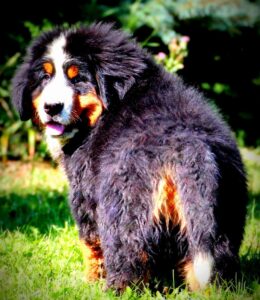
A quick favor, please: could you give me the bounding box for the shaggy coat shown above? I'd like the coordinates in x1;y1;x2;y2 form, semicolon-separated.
12;23;248;292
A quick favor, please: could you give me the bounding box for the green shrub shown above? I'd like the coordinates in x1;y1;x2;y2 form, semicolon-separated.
1;0;260;160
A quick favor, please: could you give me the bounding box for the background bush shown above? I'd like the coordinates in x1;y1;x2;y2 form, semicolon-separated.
1;0;260;160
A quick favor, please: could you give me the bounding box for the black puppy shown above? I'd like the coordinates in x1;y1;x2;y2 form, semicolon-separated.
12;23;248;292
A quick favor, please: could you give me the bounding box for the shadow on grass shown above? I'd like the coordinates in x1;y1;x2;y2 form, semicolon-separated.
239;191;260;288
0;189;73;233
240;253;260;287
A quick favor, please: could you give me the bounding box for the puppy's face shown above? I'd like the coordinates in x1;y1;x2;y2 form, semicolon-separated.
24;34;104;140
12;24;147;145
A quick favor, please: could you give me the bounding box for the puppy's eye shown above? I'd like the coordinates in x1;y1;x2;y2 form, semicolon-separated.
43;73;51;80
70;75;82;84
41;73;51;82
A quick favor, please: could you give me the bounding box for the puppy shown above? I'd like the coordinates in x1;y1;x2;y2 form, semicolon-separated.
12;23;248;292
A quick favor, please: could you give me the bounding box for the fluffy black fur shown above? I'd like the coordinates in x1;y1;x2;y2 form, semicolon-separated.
12;23;248;291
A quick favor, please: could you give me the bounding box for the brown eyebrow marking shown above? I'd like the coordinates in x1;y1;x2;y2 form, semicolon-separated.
67;65;79;79
43;62;54;75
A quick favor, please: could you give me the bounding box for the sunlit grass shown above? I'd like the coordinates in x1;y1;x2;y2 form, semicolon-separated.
0;149;259;299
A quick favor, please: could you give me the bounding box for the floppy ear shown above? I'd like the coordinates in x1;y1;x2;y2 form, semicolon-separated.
113;76;136;101
95;69;136;110
94;54;145;106
81;23;147;105
11;62;32;121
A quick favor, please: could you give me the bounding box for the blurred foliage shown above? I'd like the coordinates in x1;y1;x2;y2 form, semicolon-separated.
155;35;190;73
0;54;32;161
0;0;260;160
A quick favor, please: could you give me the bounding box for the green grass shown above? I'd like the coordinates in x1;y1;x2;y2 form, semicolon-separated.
0;150;259;300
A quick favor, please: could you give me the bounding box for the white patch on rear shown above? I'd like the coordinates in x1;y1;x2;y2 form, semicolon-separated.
193;252;214;289
38;35;74;126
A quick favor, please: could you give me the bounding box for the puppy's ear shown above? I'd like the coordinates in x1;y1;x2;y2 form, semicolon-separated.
84;23;147;104
95;69;135;109
113;76;136;101
95;59;144;106
11;62;32;121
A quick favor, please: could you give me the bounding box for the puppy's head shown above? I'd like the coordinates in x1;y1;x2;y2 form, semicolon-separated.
12;23;147;140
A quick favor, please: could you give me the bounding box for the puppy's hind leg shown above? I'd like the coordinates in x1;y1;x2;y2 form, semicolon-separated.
172;139;219;290
97;157;153;292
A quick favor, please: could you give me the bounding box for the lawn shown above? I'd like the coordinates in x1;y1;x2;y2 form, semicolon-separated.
0;149;259;300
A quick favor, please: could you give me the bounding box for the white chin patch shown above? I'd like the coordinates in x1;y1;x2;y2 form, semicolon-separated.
45;127;79;161
193;252;214;289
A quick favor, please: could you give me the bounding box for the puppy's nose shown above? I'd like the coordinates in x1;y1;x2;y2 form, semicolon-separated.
44;103;64;116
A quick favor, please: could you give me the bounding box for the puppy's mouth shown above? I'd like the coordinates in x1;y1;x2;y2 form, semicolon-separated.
45;122;66;137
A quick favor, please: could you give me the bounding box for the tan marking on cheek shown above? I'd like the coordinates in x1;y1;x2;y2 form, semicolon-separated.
32;95;42;124
67;65;79;79
80;239;105;282
32;95;41;110
43;62;54;75
77;91;104;126
153;173;186;232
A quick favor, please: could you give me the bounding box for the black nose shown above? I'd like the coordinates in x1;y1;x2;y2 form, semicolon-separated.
44;103;64;116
